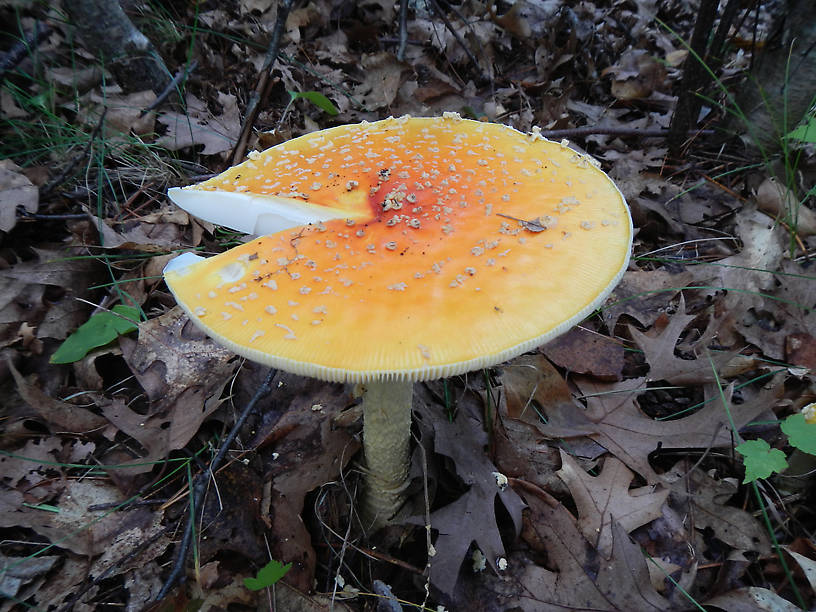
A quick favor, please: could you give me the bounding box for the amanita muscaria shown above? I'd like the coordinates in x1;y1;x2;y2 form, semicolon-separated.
163;114;632;528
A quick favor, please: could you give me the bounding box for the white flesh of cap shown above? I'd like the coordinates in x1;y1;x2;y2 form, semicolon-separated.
167;187;366;236
163;251;205;275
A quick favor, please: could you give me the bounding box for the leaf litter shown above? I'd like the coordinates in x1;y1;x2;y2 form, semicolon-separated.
1;0;815;609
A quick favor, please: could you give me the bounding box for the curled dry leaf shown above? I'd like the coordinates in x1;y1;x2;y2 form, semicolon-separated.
0;160;38;232
784;548;816;594
156;92;241;155
500;354;572;426
352;52;407;111
735;259;816;360
92;212;185;252
603;49;668;101
693;208;786;312
96;308;236;473
542;326;624;380
492;416;570;500
9;359;108;434
756;176;816;236
120;307;235;411
76;90;157;139
602;268;694;332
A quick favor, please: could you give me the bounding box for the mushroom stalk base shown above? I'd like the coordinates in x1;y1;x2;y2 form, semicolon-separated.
360;380;413;530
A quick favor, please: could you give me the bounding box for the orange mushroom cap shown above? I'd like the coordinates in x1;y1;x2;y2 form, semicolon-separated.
164;114;632;383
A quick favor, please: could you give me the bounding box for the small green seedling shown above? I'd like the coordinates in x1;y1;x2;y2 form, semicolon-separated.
736;439;789;483
51;305;140;364
736;412;816;483
288;91;339;116
243;559;292;591
780;412;816;455
785;115;816;143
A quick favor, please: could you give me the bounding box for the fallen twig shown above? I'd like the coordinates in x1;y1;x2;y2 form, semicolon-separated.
427;0;489;83
397;0;410;62
0;21;52;80
140;59;198;116
230;0;296;166
540;126;716;139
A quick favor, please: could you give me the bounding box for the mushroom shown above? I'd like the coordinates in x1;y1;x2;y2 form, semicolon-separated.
163;114;632;529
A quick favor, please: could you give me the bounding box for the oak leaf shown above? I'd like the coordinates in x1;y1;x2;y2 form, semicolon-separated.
557;451;669;554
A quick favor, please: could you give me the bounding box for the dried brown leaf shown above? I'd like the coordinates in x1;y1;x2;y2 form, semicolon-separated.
77;90;157;138
628;299;738;385
0;437;61;489
414;386;526;596
0;481;155;557
542;327;624;380
500;354;572;426
557;451;669;555
604;50;668;100
96;310;235;473
692;208;786;312
0;160;38;232
456;484;673;610
705;587;800;611
602;268;694;331
756;177;816;236
786;332;816;371
120;307;235;411
197;462;267;564
260;374;360;592
493;416;570;496
664;461;771;554
156;92;241;155
785;548;816;594
538;376;772;483
0;553;59;600
92;213;183;251
352;52;407;110
9;360;108;434
0;248;100;343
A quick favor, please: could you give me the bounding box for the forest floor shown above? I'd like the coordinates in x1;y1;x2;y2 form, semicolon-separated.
1;0;815;610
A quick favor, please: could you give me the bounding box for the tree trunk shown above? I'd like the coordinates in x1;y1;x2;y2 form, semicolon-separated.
63;0;171;95
667;0;720;158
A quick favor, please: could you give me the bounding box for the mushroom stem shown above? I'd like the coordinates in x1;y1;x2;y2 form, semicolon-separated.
360;379;413;529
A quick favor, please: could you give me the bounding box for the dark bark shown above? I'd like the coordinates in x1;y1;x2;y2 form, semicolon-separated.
0;22;53;80
667;0;720;157
63;0;171;95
